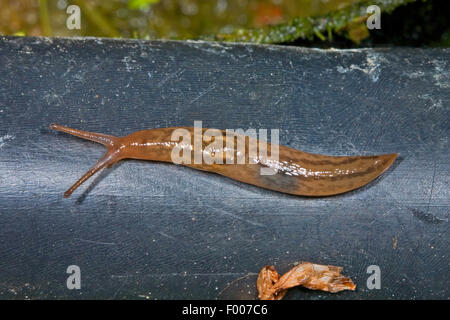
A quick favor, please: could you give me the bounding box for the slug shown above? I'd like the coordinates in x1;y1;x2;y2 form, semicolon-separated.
50;123;397;198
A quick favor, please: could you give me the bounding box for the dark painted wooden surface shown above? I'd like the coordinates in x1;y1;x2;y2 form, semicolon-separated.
0;36;448;299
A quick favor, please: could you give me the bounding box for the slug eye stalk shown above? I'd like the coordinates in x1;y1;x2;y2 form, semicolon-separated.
50;123;122;197
50;123;398;198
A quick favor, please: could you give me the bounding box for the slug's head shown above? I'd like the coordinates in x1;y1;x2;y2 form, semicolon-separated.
50;123;124;197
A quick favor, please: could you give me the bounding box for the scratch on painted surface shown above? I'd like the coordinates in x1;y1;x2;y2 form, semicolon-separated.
418;94;444;110
432;59;450;89
0;135;14;149
185;41;238;61
190;84;216;104
75;238;116;246
158;231;177;240
157;68;185;88
337;52;382;82
121;56;141;72
213;207;266;228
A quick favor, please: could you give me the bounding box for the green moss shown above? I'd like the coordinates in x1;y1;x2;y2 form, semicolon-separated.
212;0;423;43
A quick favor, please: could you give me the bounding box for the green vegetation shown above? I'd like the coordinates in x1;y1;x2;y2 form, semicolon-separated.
0;0;448;47
213;0;420;43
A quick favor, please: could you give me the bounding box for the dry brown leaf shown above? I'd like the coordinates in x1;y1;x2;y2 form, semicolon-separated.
257;262;356;300
256;266;287;300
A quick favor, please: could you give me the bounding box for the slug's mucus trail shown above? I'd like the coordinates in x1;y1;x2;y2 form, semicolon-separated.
50;123;398;198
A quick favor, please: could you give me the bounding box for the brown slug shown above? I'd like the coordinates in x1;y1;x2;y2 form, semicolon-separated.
50;123;397;198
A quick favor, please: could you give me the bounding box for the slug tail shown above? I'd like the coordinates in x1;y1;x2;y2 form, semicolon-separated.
292;152;399;196
50;123;118;147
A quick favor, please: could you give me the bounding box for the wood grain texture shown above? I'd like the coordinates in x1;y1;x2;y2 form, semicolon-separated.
0;36;448;299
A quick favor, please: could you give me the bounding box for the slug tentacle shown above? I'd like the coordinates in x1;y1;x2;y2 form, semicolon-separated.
63;150;120;198
50;124;398;198
50;123;118;147
50;124;123;197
